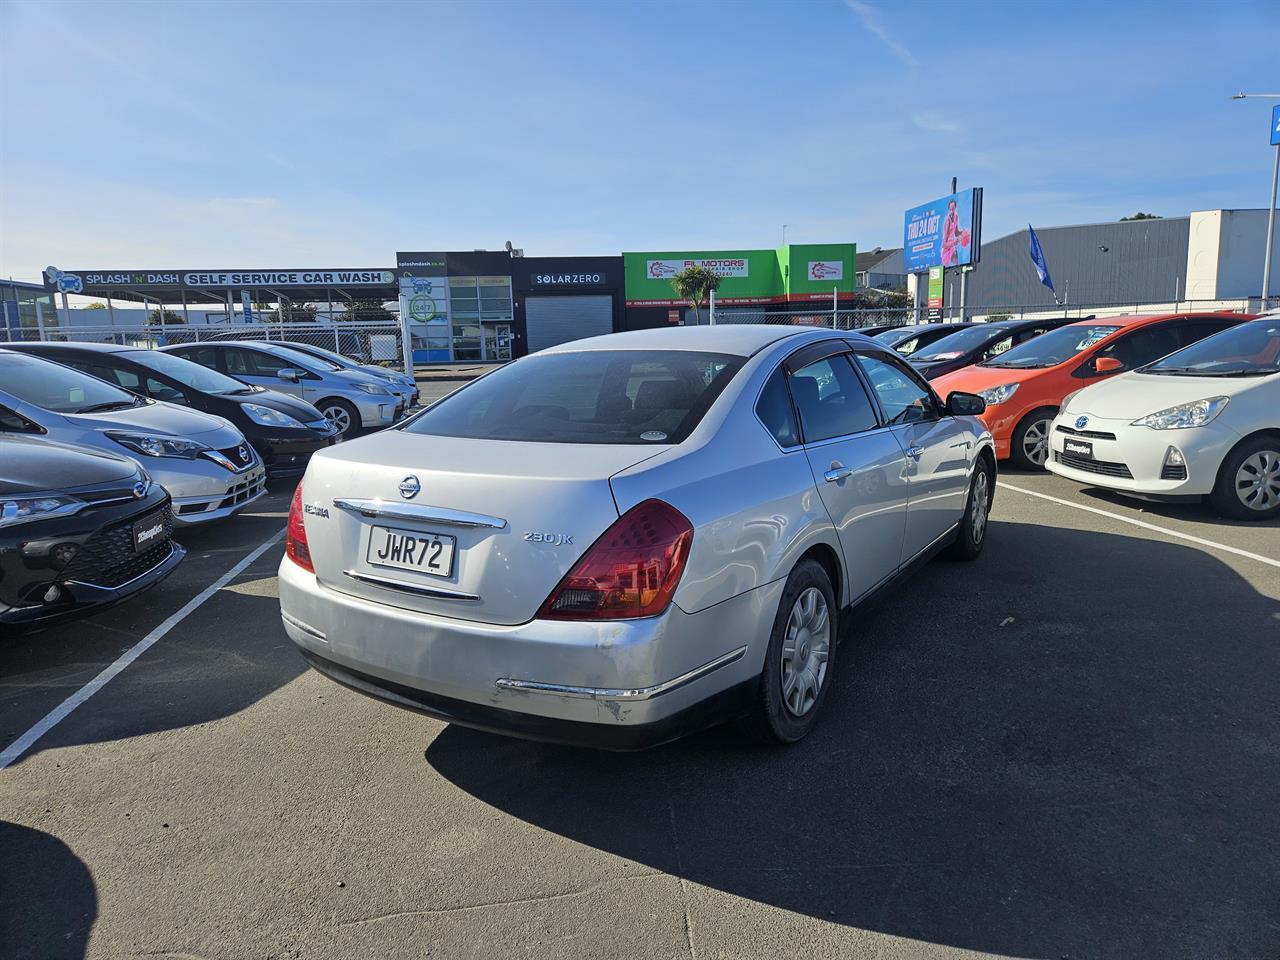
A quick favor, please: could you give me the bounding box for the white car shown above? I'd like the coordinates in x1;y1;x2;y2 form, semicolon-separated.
1047;317;1280;519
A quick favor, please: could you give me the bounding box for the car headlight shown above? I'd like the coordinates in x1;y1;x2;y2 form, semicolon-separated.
242;403;305;429
355;383;390;396
1131;396;1229;430
0;494;85;528
107;431;209;459
977;382;1020;405
1061;389;1083;412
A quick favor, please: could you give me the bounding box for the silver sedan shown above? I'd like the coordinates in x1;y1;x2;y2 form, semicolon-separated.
278;326;996;748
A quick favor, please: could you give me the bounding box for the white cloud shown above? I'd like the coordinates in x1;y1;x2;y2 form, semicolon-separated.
912;111;962;134
844;0;918;69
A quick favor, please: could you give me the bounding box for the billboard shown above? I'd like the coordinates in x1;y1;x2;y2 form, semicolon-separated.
903;188;983;272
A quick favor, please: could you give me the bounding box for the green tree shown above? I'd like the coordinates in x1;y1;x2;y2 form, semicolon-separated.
344;298;396;323
280;301;317;323
1120;212;1161;221
147;308;184;325
84;302;107;310
670;266;722;325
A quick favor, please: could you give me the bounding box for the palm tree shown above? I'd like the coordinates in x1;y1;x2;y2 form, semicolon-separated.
671;266;722;325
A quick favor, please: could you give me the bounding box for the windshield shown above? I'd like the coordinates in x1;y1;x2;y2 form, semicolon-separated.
0;352;144;414
402;349;744;444
913;325;1015;361
981;324;1120;369
123;349;252;394
1142;319;1280;376
282;342;351;367
265;345;341;372
873;326;922;345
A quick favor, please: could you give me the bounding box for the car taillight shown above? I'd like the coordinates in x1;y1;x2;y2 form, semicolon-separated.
537;499;693;621
286;483;314;573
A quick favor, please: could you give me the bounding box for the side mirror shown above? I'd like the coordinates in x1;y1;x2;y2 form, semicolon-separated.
277;367;302;382
946;391;986;416
1094;356;1125;374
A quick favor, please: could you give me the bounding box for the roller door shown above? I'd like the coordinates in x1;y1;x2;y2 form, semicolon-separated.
525;294;613;353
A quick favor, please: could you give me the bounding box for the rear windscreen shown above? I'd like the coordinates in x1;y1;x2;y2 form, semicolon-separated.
401;350;745;444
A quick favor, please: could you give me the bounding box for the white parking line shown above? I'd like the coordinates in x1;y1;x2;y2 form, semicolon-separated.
0;530;284;771
999;482;1280;570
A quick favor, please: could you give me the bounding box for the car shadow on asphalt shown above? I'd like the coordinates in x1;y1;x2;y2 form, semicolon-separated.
424;521;1280;960
0;820;97;960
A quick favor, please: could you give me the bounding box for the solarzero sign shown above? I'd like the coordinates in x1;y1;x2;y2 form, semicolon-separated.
531;272;607;286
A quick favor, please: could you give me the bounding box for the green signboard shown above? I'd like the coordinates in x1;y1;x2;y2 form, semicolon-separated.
623;244;856;306
927;265;943;321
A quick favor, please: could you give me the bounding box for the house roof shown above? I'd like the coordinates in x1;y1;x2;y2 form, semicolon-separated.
855;248;901;272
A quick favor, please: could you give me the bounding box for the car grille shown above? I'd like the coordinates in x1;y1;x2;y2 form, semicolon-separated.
211;444;258;471
60;506;174;588
1054;452;1134;479
1055;424;1117;441
1161;463;1188;480
220;471;266;509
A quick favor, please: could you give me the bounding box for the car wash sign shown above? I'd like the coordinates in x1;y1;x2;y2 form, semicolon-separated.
183;270;394;287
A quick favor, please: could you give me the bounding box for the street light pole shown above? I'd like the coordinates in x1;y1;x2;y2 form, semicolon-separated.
1233;93;1280;308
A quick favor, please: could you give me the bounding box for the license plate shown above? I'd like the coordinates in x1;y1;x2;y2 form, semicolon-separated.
366;525;456;578
132;511;167;553
1063;438;1094;459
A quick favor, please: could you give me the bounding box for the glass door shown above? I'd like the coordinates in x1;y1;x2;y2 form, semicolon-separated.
484;323;513;361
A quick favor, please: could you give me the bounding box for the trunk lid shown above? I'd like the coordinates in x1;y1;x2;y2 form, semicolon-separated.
301;430;661;625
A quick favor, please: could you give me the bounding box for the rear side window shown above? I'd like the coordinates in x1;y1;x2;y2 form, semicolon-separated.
755;367;799;448
403;350;744;445
789;355;879;442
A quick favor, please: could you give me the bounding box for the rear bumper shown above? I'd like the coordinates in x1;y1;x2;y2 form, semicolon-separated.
277;555;782;747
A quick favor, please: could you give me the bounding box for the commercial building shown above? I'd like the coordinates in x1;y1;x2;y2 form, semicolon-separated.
622;244;858;328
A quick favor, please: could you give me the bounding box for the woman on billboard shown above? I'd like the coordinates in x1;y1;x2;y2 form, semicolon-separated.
941;198;972;266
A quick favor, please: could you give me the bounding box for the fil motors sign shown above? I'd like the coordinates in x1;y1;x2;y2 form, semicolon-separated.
646;258;749;279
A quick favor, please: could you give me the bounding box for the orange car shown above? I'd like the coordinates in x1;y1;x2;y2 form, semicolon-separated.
932;312;1254;469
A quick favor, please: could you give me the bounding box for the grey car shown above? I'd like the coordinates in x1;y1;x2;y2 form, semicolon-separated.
161;341;401;439
0;351;265;525
264;341;419;410
279;325;996;748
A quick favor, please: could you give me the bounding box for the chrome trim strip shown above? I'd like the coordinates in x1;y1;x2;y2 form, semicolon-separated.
281;610;327;641
341;568;480;601
333;498;507;530
495;645;748;702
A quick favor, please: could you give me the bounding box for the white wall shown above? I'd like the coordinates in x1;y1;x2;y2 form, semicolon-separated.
1186;209;1280;299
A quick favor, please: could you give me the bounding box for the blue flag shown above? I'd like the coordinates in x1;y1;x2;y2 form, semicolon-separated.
1028;224;1055;295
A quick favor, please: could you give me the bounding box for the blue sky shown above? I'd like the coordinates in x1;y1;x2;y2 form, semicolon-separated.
2;0;1278;281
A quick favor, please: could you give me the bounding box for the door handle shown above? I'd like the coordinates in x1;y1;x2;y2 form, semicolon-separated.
906;445;925;459
824;463;854;483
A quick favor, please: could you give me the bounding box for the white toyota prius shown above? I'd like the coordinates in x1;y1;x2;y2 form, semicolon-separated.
1047;316;1280;519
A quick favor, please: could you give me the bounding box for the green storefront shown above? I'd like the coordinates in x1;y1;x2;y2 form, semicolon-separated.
621;243;857;327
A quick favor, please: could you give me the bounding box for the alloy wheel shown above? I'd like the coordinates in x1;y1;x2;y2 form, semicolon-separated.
780;587;831;717
1235;449;1280;512
322;404;352;436
1022;419;1050;466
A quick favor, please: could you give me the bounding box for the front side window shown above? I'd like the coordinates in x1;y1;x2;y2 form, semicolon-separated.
1094;323;1182;372
0;353;143;414
403;349;744;444
854;353;937;425
123;349;248;394
789;355;879;442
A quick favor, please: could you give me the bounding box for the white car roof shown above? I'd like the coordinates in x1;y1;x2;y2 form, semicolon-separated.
537;324;828;356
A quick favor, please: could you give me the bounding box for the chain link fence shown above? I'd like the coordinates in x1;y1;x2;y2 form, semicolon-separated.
1;321;409;372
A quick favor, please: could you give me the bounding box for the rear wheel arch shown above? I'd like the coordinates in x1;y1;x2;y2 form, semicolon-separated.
797;542;843;609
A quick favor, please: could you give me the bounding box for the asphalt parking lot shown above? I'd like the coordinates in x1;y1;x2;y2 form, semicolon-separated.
2;466;1277;960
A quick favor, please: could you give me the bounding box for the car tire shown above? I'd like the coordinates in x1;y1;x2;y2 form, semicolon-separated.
744;558;838;745
1209;435;1280;520
948;456;994;560
1010;408;1056;470
318;398;360;440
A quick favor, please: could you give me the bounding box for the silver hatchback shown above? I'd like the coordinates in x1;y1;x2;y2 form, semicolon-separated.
0;351;265;525
162;341;401;439
279;326;996;748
